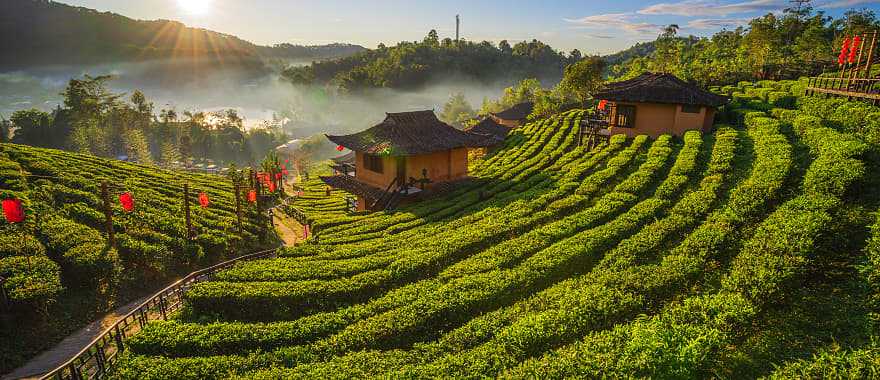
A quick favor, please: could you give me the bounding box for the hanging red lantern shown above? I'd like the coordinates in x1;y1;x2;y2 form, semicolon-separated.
282;168;289;175
247;190;257;203
2;198;25;223
597;99;608;110
275;172;282;180
849;35;861;64
198;192;210;208
284;159;289;163
268;181;277;193
336;145;345;152
839;37;851;66
119;192;134;212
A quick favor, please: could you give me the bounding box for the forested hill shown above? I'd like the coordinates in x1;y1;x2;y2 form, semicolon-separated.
0;0;366;70
282;32;584;92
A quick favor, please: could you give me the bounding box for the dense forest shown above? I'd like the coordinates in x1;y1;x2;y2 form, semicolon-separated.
0;0;365;70
608;6;880;84
282;31;585;92
0;75;288;167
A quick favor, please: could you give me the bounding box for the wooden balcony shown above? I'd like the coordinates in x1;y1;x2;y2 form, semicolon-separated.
805;76;880;104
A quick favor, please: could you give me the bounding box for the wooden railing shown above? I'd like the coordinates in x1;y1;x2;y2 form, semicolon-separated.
39;248;279;380
806;76;880;102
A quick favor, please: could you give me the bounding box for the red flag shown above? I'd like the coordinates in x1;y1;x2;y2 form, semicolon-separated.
198;192;210;208
2;198;24;223
247;190;257;203
336;145;345;151
849;35;861;64
119;192;134;212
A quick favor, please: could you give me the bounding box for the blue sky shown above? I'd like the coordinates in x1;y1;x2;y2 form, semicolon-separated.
65;0;880;54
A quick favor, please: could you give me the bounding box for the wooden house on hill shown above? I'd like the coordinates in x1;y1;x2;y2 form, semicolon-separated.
490;101;534;127
593;72;728;138
321;110;495;211
330;151;355;176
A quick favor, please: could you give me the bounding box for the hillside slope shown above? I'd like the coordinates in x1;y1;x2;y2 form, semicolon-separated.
110;81;880;378
0;144;277;373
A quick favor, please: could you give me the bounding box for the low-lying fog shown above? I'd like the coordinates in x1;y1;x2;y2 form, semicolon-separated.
0;58;509;139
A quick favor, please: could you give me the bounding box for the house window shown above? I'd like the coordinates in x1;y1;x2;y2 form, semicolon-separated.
364;154;384;174
616;105;636;128
681;104;702;114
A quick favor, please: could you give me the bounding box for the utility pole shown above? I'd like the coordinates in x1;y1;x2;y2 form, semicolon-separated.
456;15;460;42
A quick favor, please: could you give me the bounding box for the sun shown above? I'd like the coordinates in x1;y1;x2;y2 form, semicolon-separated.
177;0;212;15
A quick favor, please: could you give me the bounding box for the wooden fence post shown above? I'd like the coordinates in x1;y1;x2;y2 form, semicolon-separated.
183;183;193;240
233;178;243;237
100;181;115;249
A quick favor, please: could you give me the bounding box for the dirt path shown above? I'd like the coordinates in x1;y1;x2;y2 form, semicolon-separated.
3;295;151;380
273;211;304;246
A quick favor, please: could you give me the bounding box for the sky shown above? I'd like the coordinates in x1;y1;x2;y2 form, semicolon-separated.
64;0;880;55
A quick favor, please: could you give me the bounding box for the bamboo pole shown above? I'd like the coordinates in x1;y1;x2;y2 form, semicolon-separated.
183;183;192;240
866;31;878;80
100;181;115;249
233;178;243;237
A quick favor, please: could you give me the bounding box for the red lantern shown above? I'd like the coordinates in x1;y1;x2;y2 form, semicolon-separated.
268;181;277;193
597;99;608;110
2;198;24;223
284;159;289;163
849;35;861;64
275;172;282;180
336;145;345;152
282;168;289;175
198;192;209;208
247;190;257;203
119;192;134;212
839;37;851;66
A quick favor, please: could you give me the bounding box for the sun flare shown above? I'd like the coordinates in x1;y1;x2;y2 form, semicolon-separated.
177;0;212;15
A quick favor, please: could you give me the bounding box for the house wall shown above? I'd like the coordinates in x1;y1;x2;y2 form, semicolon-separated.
608;101;715;138
404;148;469;188
355;152;397;189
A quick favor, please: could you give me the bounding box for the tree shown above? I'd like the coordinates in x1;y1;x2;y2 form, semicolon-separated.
10;109;53;146
439;93;476;128
123;128;153;164
424;30;440;48
558;57;606;104
0;115;9;143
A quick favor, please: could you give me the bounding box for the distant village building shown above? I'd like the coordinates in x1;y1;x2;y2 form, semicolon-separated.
321;110;494;211
490;101;534;127
329;151;355;176
593;73;728;138
465;117;510;157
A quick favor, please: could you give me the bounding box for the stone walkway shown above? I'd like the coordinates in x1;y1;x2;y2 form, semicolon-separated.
2;295;150;380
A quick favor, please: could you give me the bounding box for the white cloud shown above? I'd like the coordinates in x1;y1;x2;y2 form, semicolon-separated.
564;13;662;35
818;0;880;8
638;0;785;16
685;17;752;29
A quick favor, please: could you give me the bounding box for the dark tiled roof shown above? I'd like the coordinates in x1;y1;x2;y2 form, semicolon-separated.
326;110;495;156
491;102;534;121
320;175;385;201
594;72;729;107
330;152;355;164
466;118;510;143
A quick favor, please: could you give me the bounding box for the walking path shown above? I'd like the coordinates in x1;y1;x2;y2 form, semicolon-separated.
2;295;151;380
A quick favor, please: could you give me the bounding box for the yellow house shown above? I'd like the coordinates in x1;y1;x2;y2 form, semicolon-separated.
593;73;729;138
321;110;494;211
